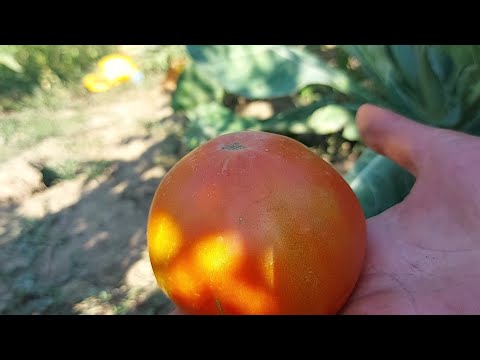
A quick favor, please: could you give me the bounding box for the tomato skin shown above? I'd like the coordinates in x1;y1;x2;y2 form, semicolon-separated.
147;131;366;314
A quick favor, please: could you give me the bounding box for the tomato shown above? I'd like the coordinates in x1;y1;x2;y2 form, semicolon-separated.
147;131;366;314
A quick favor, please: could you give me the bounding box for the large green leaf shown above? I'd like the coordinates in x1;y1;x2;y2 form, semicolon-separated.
344;149;415;218
264;102;357;137
341;45;394;93
342;117;360;141
0;53;22;72
183;99;362;150
184;102;260;150
187;45;369;100
460;111;480;136
438;45;480;70
260;99;332;134
171;64;223;112
342;45;480;131
388;45;420;90
308;104;354;135
184;100;326;148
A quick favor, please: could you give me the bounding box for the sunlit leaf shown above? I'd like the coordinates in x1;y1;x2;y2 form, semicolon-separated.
344;149;415;218
342;117;360;141
261;99;335;134
184;102;259;149
187;45;368;100
308;104;353;135
0;53;22;72
172;64;223;112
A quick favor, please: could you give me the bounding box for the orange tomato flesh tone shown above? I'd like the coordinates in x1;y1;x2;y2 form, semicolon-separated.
147;131;366;314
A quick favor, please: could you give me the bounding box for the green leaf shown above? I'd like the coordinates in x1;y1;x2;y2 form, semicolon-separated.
0;53;23;72
171;64;223;112
388;45;419;90
438;45;480;70
260;100;363;137
261;99;334;134
341;45;394;91
426;46;455;86
342;118;360;141
182;100;359;150
460;110;480;136
344;149;415;218
187;45;368;100
308;104;353;135
184;102;260;149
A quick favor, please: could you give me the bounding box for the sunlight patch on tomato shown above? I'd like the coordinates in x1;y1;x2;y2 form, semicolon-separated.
193;233;244;278
188;233;278;314
148;213;182;266
168;259;206;307
217;279;278;314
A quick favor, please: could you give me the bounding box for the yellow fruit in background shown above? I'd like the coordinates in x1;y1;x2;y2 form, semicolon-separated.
82;73;112;93
82;54;143;93
97;54;140;85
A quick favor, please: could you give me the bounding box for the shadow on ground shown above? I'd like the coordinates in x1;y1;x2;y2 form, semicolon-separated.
0;130;185;314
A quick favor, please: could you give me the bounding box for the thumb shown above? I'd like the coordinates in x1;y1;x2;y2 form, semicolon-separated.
356;104;435;176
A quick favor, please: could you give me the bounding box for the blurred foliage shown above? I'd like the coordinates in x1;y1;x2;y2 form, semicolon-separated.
133;45;188;74
0;45;188;158
172;64;223;112
0;45;187;112
184;103;258;149
0;45;115;111
174;45;366;148
172;45;480;217
186;45;352;99
343;148;416;216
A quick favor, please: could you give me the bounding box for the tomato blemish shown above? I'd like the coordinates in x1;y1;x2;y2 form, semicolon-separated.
222;142;245;151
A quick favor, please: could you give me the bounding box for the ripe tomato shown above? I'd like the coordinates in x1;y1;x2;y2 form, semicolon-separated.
147;131;366;314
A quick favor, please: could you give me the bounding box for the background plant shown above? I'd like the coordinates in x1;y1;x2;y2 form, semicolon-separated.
172;45;480;217
0;45;117;111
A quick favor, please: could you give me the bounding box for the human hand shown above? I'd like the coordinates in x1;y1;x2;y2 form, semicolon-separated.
169;104;480;315
341;104;480;314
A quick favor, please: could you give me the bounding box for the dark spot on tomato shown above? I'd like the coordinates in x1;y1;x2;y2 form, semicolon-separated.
222;142;245;151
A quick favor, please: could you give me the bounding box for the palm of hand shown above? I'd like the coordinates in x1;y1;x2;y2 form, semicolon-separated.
342;106;480;314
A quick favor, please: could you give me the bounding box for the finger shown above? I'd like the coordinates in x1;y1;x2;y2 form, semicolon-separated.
356;104;436;176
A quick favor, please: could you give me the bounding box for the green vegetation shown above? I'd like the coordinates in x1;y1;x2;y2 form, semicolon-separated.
0;45;188;162
0;45;187;111
172;45;480;217
4;44;478;218
0;45;115;111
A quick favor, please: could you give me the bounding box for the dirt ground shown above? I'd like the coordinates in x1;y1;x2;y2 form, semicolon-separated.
0;78;185;314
